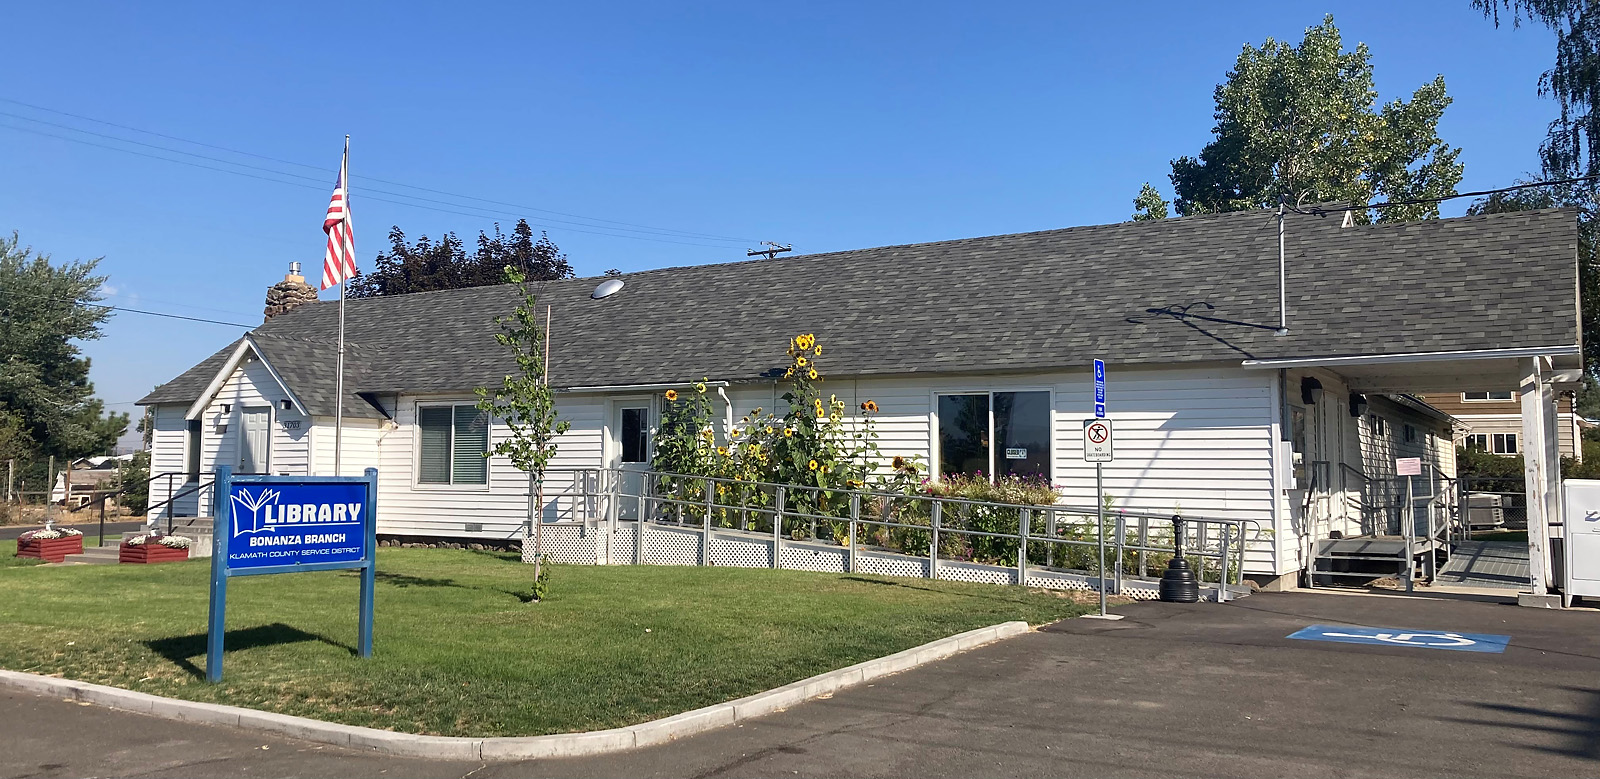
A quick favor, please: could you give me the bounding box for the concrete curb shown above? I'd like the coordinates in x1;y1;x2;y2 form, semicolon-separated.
0;620;1029;761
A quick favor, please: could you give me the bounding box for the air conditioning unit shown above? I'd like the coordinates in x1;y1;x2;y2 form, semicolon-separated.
1466;492;1506;529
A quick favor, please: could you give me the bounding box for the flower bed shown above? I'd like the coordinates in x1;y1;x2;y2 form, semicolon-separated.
119;534;192;564
15;528;85;563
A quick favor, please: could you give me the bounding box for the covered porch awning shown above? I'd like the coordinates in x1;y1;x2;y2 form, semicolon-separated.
1241;343;1582;605
1239;345;1584;393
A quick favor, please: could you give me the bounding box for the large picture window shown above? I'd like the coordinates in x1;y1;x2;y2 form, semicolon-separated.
418;404;489;485
936;391;1051;480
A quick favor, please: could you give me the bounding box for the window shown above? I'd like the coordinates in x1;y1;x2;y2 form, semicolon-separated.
1465;434;1488;451
620;407;649;463
1403;424;1416;443
1463;391;1514;401
418;404;489;485
936;391;1051;480
185;419;202;481
1492;433;1518;455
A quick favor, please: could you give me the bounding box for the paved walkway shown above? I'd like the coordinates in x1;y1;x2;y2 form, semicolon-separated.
1439;540;1530;589
3;591;1597;778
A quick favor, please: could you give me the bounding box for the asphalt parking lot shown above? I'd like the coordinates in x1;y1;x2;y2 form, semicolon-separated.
3;589;1597;778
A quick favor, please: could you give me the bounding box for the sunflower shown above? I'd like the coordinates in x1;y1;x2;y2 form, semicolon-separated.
892;455;907;470
765;426;774;435
795;333;815;350
717;446;728;456
814;345;822;356
784;368;794;379
664;389;678;402
694;381;707;394
730;428;741;438
864;400;879;413
814;399;826;418
808;368;819;380
784;427;795;437
808;459;820;471
796;356;808;367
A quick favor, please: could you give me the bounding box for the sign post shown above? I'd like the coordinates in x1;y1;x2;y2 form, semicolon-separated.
1083;360;1117;619
207;465;378;683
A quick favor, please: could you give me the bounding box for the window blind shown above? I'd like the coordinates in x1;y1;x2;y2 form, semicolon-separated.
418;406;453;484
452;405;489;484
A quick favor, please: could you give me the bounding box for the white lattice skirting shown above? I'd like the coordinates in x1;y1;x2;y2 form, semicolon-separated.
525;522;1220;600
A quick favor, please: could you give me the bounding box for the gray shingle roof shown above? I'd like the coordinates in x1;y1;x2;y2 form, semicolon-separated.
139;207;1580;410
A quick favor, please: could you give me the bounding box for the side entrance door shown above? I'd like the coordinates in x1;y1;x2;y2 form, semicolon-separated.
609;398;654;520
237;407;271;474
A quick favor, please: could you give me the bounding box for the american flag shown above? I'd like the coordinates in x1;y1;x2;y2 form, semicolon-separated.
320;144;356;290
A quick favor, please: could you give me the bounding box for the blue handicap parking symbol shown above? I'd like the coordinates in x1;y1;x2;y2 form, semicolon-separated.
1288;624;1509;653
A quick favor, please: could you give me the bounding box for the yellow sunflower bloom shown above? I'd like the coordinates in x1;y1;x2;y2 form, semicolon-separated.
808;369;819;380
717;446;728;456
664;389;678;401
694;381;707;394
797;356;808;367
765;426;774;434
814;345;822;356
808;459;819;471
784;427;795;437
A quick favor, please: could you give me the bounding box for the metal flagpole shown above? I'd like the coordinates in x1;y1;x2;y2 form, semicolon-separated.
334;135;349;477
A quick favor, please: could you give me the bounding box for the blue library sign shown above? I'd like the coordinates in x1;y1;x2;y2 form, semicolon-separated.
207;466;378;682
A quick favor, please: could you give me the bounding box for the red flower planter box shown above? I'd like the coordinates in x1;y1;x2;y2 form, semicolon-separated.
15;535;84;563
119;541;190;564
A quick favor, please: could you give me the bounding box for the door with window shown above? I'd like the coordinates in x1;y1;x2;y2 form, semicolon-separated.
237;407;271;474
611;400;653;520
935;391;1051;480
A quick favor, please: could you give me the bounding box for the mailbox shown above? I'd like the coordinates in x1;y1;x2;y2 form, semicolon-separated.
1560;479;1600;606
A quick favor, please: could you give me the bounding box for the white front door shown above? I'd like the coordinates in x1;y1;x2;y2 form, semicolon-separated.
611;400;653;520
237;407;271;474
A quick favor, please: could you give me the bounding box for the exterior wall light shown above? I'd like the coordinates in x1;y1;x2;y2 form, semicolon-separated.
1300;377;1324;405
1348;393;1369;418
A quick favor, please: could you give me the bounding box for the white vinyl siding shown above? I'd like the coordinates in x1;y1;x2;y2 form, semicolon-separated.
375;393;605;539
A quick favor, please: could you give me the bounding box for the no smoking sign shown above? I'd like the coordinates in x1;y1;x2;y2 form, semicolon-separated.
1082;419;1113;462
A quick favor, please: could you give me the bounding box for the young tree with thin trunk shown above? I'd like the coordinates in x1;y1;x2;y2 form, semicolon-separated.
476;266;569;601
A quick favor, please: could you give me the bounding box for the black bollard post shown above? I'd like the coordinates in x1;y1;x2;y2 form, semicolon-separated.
1159;514;1200;603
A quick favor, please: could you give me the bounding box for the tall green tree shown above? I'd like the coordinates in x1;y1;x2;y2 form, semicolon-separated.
1135;16;1463;223
348;219;574;298
476;266;570;601
0;233;128;467
1477;1;1600;181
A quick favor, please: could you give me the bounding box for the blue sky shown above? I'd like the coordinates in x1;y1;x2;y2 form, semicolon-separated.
0;2;1560;449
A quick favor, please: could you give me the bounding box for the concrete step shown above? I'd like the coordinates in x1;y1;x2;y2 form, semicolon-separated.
61;545;122;565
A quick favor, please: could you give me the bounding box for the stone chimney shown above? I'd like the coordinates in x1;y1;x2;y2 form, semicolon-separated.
264;261;319;321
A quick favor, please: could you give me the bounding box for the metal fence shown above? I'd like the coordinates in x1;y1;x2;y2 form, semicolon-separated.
524;467;1262;601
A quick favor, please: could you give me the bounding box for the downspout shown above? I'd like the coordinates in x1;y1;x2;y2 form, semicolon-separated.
716;386;734;438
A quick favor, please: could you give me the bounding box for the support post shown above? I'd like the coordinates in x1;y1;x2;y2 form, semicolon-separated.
1218;524;1232;603
1404;474;1415;594
1018;508;1030;585
6;458;12;503
849;493;860;574
930;500;941;580
703;479;714;566
359;467;377;658
205;466;233;683
773;487;785;568
1519;357;1557;598
1096;463;1107;617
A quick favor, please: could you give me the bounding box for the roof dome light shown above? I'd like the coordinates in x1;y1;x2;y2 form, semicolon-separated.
591;278;624;300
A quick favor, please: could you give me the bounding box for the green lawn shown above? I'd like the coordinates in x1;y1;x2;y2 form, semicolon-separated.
0;546;1091;736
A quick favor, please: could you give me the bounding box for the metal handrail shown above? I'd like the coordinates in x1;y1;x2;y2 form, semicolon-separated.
533;466;1259;595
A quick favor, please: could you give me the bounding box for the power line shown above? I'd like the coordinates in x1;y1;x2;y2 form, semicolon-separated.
1287;175;1600;216
3;288;256;328
0;119;749;249
0;96;760;244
